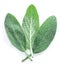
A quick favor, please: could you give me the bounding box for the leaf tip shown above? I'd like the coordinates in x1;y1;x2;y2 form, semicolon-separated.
28;4;36;9
50;15;57;21
6;13;13;17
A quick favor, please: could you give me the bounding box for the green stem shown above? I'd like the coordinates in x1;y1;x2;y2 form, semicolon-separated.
22;54;32;62
24;52;32;61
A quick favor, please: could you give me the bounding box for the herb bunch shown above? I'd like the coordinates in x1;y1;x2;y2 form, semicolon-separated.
4;4;57;62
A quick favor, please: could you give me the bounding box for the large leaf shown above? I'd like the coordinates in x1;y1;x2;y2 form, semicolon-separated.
33;16;57;53
22;4;39;51
4;13;26;52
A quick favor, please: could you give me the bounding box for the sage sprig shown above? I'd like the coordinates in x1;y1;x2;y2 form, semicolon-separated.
4;4;57;62
22;5;39;57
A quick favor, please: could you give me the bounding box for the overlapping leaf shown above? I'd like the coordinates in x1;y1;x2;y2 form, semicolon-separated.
33;16;57;53
4;13;26;52
22;5;39;49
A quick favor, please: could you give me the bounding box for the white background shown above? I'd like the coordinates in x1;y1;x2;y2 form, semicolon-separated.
0;0;60;65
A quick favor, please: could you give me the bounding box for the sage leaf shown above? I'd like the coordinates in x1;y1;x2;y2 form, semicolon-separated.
22;4;39;55
33;16;57;53
4;13;26;52
4;4;57;62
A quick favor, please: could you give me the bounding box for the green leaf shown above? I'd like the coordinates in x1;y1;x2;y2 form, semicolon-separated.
33;16;57;53
4;13;26;52
22;4;39;55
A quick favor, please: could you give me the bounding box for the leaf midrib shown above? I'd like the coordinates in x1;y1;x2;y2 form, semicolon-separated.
30;17;32;54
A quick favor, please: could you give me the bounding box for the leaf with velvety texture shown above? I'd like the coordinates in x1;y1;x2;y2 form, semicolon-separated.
22;4;39;49
4;13;26;52
33;16;57;53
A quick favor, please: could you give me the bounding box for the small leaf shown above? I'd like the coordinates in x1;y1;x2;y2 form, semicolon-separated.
4;13;26;52
22;4;39;52
33;16;57;53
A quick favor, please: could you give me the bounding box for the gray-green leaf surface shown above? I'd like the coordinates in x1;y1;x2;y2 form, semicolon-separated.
22;5;39;51
4;13;26;52
4;4;57;62
33;16;57;53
